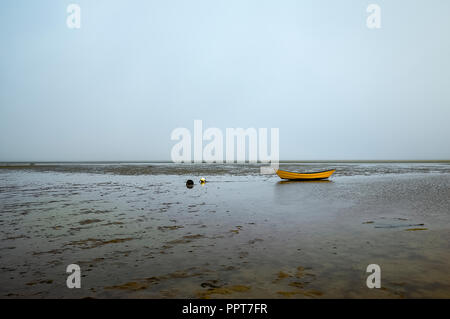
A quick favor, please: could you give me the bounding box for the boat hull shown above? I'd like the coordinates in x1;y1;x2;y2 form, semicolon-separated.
276;169;335;180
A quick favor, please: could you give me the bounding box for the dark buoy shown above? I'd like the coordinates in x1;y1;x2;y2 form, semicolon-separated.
186;179;194;188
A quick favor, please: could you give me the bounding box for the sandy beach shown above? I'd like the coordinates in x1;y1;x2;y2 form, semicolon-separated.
1;162;450;298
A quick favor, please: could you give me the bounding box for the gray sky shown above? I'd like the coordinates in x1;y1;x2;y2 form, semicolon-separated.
1;0;449;161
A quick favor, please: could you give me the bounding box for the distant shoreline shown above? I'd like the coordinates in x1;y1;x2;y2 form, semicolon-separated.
1;160;450;168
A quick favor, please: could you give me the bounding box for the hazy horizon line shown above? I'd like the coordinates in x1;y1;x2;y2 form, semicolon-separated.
1;160;450;165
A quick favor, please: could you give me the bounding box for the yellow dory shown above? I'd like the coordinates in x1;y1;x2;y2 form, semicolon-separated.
276;169;335;180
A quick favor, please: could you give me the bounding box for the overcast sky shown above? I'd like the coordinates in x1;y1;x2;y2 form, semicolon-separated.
1;0;449;161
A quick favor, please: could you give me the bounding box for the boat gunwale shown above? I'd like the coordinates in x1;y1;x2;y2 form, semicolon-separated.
276;169;335;175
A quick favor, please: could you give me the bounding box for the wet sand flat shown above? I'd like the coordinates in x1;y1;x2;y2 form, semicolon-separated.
1;163;450;298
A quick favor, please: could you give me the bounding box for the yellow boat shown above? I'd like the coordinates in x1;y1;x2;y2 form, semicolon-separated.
276;169;335;180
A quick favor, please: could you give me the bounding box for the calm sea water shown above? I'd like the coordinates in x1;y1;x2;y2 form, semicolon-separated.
1;162;450;298
2;161;450;176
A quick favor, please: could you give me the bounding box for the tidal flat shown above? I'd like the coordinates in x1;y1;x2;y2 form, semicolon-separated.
1;162;450;298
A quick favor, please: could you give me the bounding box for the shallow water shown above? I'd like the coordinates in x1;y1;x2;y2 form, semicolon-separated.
1;163;450;298
2;161;450;176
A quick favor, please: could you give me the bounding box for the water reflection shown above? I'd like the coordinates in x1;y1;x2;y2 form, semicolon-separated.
276;180;333;185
